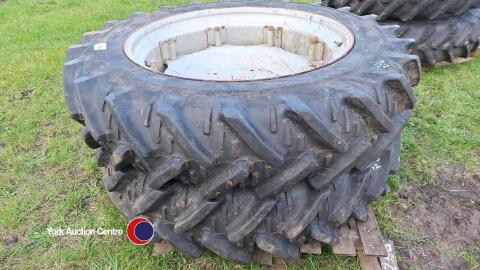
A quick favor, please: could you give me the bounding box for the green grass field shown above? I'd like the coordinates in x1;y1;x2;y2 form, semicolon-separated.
0;1;479;269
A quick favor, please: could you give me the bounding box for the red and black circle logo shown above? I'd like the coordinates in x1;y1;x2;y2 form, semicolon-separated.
126;217;154;245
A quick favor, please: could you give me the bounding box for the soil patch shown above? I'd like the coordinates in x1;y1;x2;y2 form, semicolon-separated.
3;235;19;247
394;165;480;269
10;88;33;101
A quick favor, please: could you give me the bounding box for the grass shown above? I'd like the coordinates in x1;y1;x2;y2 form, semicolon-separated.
0;0;479;269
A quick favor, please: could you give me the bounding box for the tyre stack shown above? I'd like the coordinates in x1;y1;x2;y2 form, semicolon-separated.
327;0;480;67
63;2;421;264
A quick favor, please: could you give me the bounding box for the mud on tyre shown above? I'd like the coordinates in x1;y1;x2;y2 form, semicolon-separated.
63;2;419;264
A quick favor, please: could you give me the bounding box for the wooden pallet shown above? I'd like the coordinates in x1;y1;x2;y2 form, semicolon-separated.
252;206;399;270
153;207;398;270
432;56;475;68
330;206;398;270
428;48;477;69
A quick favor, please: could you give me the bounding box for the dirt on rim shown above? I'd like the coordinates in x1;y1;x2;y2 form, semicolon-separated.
393;165;480;269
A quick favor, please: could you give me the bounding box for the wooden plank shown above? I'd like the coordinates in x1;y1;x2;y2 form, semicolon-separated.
332;222;357;256
152;240;173;256
355;206;388;257
252;249;273;266
358;250;382;270
379;240;399;270
346;218;364;251
434;57;474;68
300;240;322;255
267;257;288;270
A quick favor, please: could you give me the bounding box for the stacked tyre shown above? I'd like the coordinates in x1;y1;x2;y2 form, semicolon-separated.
327;0;480;67
63;2;420;264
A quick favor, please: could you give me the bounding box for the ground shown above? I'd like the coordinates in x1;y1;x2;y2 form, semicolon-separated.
0;1;479;269
390;165;479;269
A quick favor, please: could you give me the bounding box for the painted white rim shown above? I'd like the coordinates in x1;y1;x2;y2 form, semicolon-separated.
124;7;355;81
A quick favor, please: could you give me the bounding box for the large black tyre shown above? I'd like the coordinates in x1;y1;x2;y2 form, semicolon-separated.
63;2;419;264
386;9;480;67
326;0;480;21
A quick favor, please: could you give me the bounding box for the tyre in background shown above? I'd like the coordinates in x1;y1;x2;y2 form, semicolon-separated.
327;2;480;67
326;0;480;21
386;9;480;67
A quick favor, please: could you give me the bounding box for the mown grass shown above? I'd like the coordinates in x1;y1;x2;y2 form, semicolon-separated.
0;0;479;269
